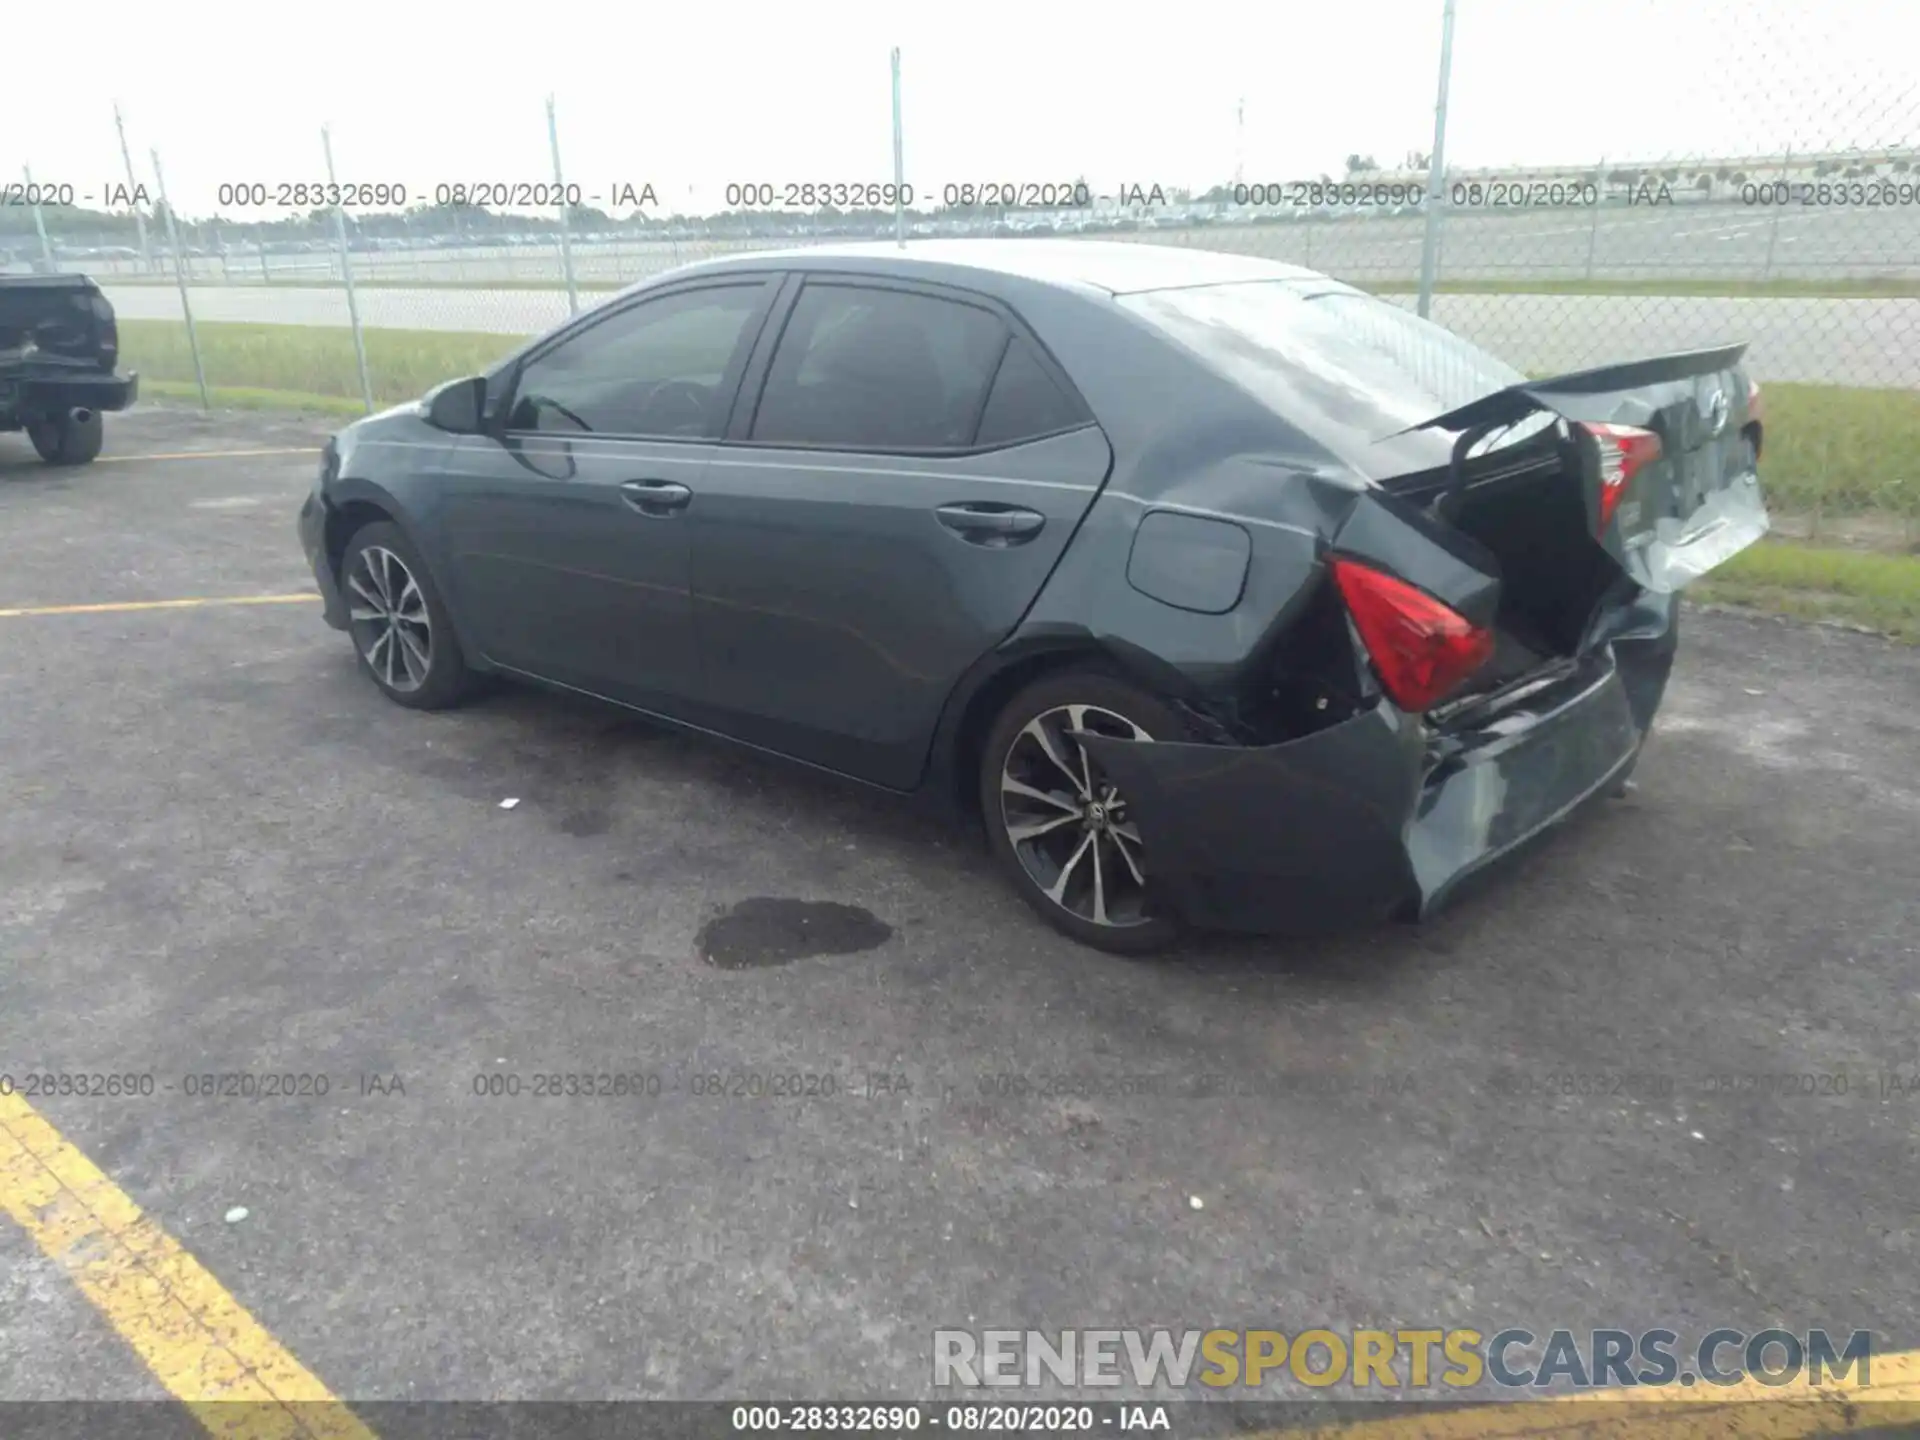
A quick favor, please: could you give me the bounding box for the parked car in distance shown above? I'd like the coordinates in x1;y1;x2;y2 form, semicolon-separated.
0;272;139;465
298;240;1768;951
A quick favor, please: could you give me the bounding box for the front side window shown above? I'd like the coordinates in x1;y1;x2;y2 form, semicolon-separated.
506;284;765;438
751;284;1009;451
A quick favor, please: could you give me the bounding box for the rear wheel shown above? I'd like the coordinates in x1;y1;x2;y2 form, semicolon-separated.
28;411;104;465
979;669;1190;954
339;521;477;710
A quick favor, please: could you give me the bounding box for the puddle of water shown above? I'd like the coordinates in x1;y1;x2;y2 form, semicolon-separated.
696;897;893;969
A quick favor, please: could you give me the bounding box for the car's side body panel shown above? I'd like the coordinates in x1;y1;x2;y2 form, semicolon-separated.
689;425;1114;789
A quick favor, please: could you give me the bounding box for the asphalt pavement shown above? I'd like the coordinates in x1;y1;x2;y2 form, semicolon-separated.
1;408;1917;1418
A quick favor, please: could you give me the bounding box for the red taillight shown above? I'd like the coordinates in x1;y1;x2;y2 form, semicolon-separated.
1580;421;1662;536
1328;557;1494;713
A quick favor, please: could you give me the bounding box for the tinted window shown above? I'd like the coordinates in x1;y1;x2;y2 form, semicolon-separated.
507;285;764;437
752;285;1008;450
974;338;1086;447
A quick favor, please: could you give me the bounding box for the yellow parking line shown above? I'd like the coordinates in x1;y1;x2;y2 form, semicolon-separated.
0;1089;375;1439
94;447;323;463
1267;1349;1920;1439
0;593;320;619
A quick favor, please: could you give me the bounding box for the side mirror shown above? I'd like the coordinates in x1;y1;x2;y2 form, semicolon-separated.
424;375;486;434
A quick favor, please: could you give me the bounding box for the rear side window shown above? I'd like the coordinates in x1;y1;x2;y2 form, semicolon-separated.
974;338;1087;448
752;284;1009;451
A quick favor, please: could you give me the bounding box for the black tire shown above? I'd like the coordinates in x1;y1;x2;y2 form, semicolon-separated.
28;411;105;465
338;520;478;710
979;668;1192;954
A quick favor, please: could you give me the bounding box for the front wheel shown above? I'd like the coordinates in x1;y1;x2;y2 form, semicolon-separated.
28;411;104;465
979;669;1190;954
339;521;478;710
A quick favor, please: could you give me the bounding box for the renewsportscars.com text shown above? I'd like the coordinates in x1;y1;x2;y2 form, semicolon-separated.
932;1327;1873;1391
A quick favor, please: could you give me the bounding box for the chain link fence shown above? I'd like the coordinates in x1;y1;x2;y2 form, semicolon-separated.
5;0;1915;542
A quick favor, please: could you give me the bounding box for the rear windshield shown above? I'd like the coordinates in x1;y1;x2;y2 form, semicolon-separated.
1118;281;1550;456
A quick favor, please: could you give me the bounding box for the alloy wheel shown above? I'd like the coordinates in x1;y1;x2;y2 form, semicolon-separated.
999;704;1155;928
346;545;433;693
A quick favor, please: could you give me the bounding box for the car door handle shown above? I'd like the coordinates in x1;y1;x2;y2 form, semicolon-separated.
619;479;693;516
935;503;1046;545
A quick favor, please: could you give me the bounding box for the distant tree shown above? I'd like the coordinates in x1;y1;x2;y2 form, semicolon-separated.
1405;150;1431;171
1694;174;1713;193
1662;167;1680;182
1344;153;1380;175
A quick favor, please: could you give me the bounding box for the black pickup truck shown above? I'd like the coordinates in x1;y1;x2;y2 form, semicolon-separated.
0;273;140;464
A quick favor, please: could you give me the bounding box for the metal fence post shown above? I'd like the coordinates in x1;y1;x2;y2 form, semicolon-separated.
547;95;580;313
1762;148;1791;280
1584;155;1605;281
1415;0;1457;318
322;125;376;414
150;149;209;410
22;166;56;270
113;104;155;273
891;48;906;247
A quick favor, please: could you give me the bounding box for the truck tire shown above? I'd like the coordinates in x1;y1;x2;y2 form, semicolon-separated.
29;411;105;466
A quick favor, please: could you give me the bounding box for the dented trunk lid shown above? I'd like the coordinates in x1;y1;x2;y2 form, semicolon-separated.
1391;343;1769;595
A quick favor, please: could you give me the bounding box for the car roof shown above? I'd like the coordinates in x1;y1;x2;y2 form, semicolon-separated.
679;238;1330;297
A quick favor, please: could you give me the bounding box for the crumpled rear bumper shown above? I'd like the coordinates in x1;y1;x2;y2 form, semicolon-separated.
1079;604;1679;935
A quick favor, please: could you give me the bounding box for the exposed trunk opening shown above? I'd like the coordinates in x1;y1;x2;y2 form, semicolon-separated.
1412;442;1619;664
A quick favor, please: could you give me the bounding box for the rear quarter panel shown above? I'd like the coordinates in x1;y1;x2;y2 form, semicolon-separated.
989;280;1378;713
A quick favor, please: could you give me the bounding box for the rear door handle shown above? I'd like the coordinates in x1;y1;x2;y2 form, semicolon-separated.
620;479;693;516
935;503;1046;546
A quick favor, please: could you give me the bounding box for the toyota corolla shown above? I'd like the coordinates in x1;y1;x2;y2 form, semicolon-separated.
298;240;1768;952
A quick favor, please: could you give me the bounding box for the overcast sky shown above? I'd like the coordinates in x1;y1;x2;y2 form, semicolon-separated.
5;0;1915;218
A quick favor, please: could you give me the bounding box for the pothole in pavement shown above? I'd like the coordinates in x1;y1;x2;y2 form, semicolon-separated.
696;897;894;968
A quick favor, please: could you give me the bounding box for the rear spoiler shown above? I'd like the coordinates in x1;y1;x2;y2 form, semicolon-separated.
1388;343;1751;438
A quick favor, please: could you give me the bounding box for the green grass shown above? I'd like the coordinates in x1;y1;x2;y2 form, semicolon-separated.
1751;383;1920;522
120;319;524;410
1695;539;1920;641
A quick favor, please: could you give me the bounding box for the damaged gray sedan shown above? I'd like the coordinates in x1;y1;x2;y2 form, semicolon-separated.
298;240;1769;952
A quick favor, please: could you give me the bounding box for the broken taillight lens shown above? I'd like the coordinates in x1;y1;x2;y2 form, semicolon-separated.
1328;557;1494;713
1580;421;1662;536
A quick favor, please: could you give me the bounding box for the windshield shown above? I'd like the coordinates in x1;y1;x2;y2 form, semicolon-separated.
1119;281;1554;460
